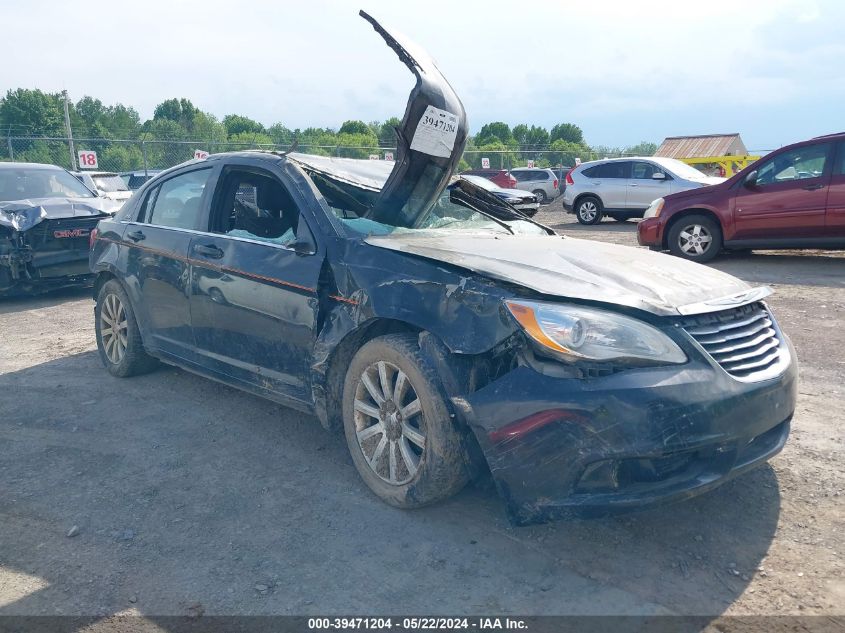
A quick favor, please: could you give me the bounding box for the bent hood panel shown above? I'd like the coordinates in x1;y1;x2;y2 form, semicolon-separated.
0;197;120;232
359;11;468;228
365;234;752;316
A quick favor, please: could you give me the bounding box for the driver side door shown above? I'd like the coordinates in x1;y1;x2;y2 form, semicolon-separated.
188;161;324;408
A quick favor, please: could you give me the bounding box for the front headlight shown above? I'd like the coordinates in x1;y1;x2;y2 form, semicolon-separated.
643;197;664;219
506;300;687;366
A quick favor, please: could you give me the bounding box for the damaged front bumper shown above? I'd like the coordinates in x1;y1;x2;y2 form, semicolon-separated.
459;338;797;526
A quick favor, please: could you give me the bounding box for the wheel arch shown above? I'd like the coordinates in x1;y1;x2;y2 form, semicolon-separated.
313;317;423;432
572;192;603;211
663;208;723;248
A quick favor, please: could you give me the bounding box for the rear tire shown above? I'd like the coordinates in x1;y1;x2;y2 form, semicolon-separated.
95;279;158;377
342;334;469;509
667;214;723;263
532;189;547;204
575;196;603;225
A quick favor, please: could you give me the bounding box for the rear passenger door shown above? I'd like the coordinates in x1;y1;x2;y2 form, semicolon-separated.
125;166;216;360
587;161;631;209
627;161;672;209
188;161;323;406
826;142;845;236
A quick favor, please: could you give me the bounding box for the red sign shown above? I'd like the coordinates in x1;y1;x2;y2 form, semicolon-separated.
78;151;98;169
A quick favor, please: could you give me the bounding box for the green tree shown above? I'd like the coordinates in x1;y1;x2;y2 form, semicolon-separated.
268;122;295;146
550;123;584;145
548;139;586;166
475;122;512;146
223;114;265;137
0;88;65;137
338;120;370;136
624;141;658;156
153;98;198;133
376;117;402;145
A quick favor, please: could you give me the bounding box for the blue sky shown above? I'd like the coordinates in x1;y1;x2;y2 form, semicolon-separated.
5;0;843;152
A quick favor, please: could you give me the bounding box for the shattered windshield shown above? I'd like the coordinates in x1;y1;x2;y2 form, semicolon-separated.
0;167;95;201
334;190;547;238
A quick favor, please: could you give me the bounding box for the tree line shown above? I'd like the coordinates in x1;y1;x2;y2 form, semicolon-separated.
0;88;657;171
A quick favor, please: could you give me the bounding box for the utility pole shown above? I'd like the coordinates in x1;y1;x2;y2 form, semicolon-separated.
62;90;77;170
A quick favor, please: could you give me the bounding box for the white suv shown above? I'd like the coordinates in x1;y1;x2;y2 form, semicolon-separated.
562;157;724;224
509;168;560;204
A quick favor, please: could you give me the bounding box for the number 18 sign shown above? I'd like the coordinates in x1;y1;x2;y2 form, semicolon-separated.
78;150;98;169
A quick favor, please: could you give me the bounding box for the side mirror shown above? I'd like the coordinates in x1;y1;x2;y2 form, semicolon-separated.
651;172;666;180
290;239;315;256
744;170;758;188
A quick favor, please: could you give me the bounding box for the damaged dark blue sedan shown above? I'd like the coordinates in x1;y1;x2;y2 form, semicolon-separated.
89;11;797;525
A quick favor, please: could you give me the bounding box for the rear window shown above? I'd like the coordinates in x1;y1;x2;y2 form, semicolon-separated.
595;162;631;179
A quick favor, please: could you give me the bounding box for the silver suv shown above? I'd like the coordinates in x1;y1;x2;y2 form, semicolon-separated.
562;157;724;224
509;168;560;204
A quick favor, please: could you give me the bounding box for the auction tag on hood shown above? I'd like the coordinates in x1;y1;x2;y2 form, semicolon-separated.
410;105;458;158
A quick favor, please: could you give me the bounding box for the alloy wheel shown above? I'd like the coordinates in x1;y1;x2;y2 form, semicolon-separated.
100;293;128;364
579;201;598;222
353;360;426;485
678;224;713;256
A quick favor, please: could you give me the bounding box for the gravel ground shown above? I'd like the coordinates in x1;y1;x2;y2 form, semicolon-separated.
0;198;842;624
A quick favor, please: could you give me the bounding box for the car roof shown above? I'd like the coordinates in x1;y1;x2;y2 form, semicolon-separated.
0;162;68;171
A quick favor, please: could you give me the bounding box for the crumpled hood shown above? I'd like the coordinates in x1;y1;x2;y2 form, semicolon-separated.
366;233;759;316
0;197;120;232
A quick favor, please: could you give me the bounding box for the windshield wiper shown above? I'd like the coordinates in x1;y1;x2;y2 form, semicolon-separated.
448;188;515;234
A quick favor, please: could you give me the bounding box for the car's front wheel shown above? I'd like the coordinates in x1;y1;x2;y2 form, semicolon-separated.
667;214;723;263
95;279;158;377
575;196;603;224
532;189;547;204
342;334;469;508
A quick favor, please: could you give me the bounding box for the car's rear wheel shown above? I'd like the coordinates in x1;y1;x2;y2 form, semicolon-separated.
575;196;603;224
667;214;723;263
342;334;469;508
532;189;547;204
95;279;158;377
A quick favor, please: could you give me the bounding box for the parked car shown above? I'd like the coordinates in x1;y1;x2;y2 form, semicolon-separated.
72;170;133;203
563;157;724;225
509;168;560;204
0;162;121;296
638;133;845;262
461;168;517;189
120;169;163;191
90;11;796;526
459;174;540;216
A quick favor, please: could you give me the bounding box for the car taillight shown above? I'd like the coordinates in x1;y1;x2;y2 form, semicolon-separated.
508;176;517;187
89;227;99;250
553;179;559;189
565;169;575;186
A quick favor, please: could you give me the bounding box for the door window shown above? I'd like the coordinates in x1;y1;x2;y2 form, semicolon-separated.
208;168;311;249
146;168;212;229
595;162;631;179
631;162;658;179
755;144;830;186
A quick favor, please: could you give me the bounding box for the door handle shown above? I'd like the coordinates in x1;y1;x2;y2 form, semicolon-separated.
802;183;824;191
194;244;224;259
629;183;638;187
126;230;145;242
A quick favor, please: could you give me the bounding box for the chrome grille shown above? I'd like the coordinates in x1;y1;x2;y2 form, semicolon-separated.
681;302;786;381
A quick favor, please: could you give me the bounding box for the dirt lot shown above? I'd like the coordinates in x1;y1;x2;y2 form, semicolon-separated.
0;198;842;624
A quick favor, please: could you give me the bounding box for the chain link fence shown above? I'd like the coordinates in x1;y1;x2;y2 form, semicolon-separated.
0;136;634;175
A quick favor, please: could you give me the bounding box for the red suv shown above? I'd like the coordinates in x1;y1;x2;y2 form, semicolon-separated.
638;132;845;262
461;168;517;189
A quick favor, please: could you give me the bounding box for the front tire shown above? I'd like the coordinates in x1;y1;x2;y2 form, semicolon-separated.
95;279;158;377
575;196;603;225
342;334;469;508
667;214;723;263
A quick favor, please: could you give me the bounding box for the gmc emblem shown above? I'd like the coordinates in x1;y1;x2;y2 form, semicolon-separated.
53;228;90;239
